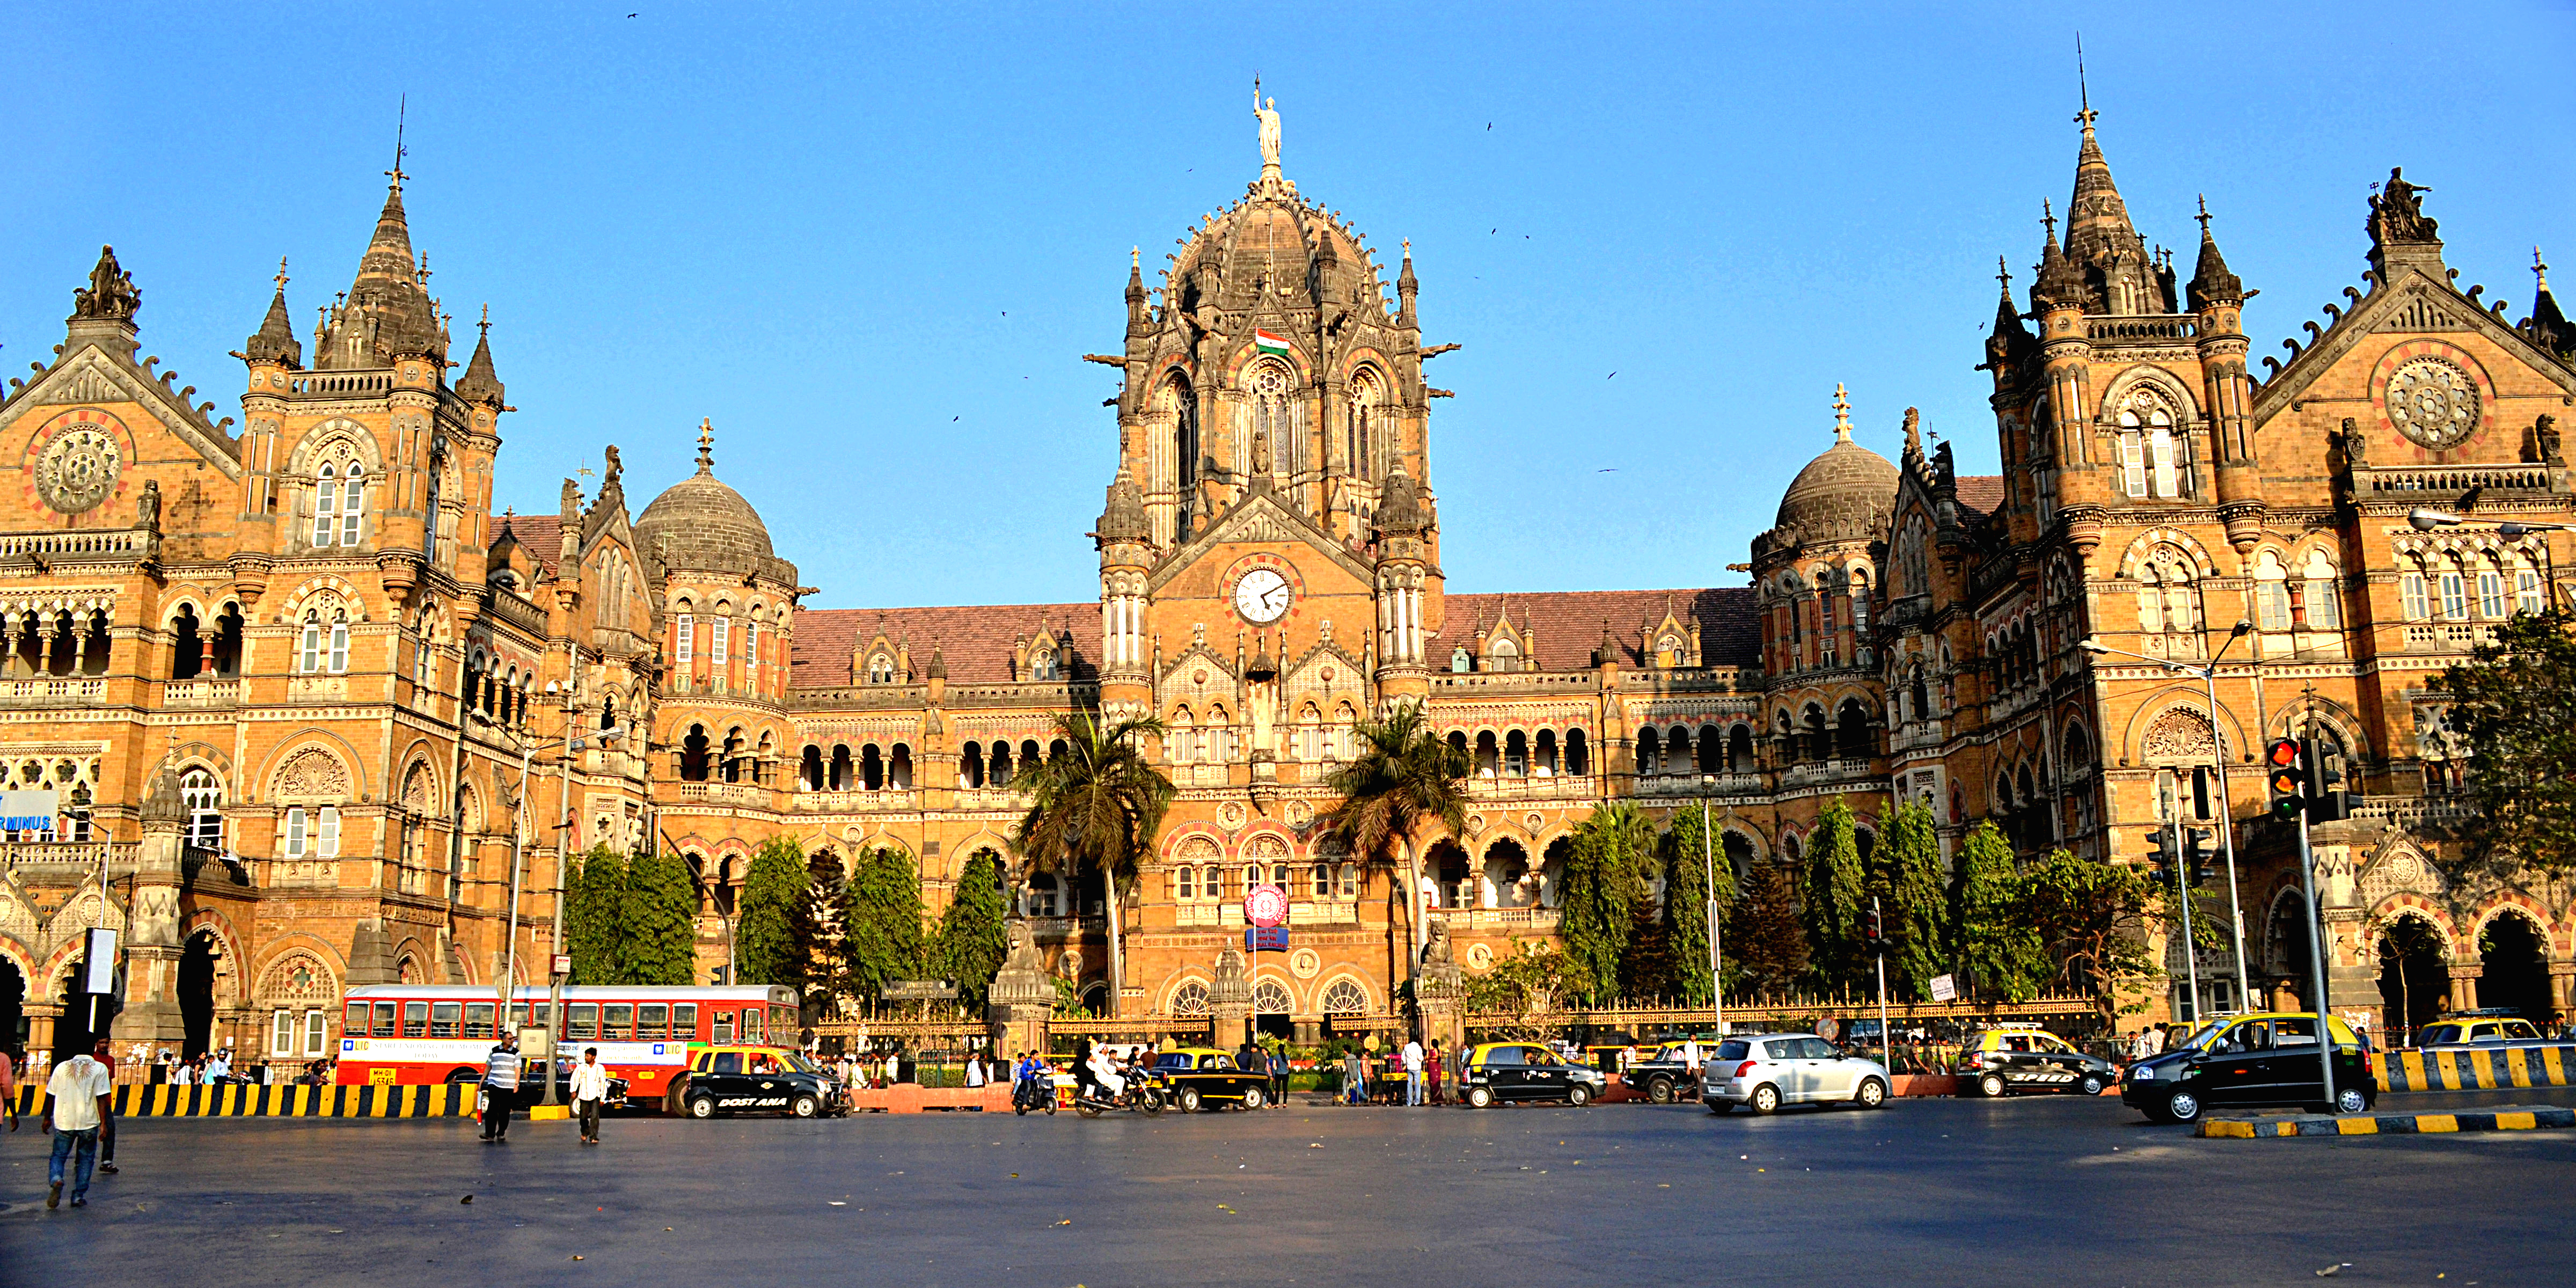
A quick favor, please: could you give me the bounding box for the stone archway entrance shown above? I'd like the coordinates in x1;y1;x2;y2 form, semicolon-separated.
180;928;221;1058
2375;914;2447;1043
2477;913;2553;1022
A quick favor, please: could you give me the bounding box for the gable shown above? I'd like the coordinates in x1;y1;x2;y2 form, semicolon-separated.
3;340;243;480
1147;485;1377;597
2252;264;2576;423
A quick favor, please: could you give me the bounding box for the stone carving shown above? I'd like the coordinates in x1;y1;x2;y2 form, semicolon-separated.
259;950;338;1003
2338;416;2369;470
275;747;350;800
2537;414;2562;465
1253;86;1282;170
401;762;436;812
2369;167;2438;244
71;246;141;321
34;423;123;515
137;479;160;531
2385;356;2478;448
2141;707;2217;762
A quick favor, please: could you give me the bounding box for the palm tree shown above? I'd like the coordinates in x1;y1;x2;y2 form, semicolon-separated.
1008;710;1173;1018
1319;703;1471;985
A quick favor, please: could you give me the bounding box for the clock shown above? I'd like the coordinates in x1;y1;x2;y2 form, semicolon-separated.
1233;567;1292;624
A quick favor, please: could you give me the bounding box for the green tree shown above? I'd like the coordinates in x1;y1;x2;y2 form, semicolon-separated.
2434;608;2576;879
564;845;628;985
1319;703;1470;984
1460;939;1570;1040
618;847;700;986
2019;847;2186;1025
1950;820;2045;1002
789;849;850;1014
735;836;810;987
1010;711;1173;1015
1659;804;1738;1007
1869;800;1950;1000
1726;860;1809;996
840;844;926;1005
1558;800;1653;1004
931;850;1010;1012
1799;797;1869;991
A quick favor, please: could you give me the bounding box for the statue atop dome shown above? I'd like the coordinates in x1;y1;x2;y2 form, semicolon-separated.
1254;79;1282;177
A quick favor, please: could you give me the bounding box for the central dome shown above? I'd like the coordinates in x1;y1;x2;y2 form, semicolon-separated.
635;457;774;576
1774;387;1898;538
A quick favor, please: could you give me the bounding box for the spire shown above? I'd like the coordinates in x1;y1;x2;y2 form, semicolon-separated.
1396;238;1418;325
317;114;445;369
1125;246;1147;335
1831;383;1853;444
2061;96;2160;313
2523;245;2572;356
245;258;302;367
2032;201;2084;312
696;417;716;474
1097;461;1149;546
1986;255;2033;369
1378;464;1426;535
456;304;504;405
2186;195;2244;311
69;245;142;326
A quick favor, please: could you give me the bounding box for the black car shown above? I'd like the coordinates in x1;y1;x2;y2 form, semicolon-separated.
1460;1042;1610;1108
1147;1047;1274;1111
1618;1043;1708;1104
2121;1013;2375;1123
1956;1025;2119;1097
676;1045;844;1118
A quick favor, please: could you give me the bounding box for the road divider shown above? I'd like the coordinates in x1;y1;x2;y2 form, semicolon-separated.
2200;1104;2575;1138
11;1082;475;1118
2379;1045;2576;1093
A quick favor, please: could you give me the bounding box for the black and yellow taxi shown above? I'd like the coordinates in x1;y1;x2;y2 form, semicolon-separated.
2416;1011;2548;1049
1145;1046;1272;1111
1956;1023;2119;1097
1459;1041;1609;1109
2120;1012;2375;1123
674;1044;845;1119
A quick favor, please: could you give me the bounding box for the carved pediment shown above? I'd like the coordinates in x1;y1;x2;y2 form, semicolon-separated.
2376;289;2466;333
1149;486;1377;596
6;344;244;478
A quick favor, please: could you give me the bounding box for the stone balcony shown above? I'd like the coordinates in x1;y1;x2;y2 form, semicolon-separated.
163;677;241;708
675;781;773;808
2;840;135;877
1431;905;1562;931
0;677;106;706
1463;772;1601;801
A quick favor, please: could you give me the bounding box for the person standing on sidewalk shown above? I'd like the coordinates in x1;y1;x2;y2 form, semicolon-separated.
1425;1041;1445;1106
1402;1036;1424;1107
569;1046;611;1145
480;1033;522;1143
44;1040;113;1209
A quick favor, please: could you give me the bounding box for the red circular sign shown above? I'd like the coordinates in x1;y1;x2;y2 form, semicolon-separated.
1245;883;1288;927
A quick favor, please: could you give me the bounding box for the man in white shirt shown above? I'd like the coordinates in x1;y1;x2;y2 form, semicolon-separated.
45;1040;114;1209
568;1046;612;1145
1402;1037;1425;1107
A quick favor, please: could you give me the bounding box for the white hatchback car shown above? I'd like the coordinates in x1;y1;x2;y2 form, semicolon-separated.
1701;1033;1891;1115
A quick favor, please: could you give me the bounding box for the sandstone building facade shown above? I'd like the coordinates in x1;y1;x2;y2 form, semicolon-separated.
2;104;2570;1064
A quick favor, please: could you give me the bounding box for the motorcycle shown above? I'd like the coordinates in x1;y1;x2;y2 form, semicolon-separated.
1073;1074;1165;1117
1013;1072;1059;1116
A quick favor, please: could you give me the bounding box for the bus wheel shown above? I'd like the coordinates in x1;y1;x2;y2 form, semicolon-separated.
686;1095;716;1119
791;1094;820;1119
445;1067;481;1085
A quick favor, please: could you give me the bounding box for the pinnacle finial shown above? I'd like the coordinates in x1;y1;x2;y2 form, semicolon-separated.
386;94;409;192
696;417;715;471
1131;245;1140;269
1832;383;1853;443
2041;199;2058;242
2196;194;2213;237
2074;34;2096;134
2537;246;2552;292
1995;255;2011;290
477;302;490;335
274;258;290;292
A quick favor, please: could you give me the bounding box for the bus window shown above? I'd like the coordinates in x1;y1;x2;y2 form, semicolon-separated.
742;1008;766;1044
637;1004;669;1041
603;1004;634;1041
527;1002;552;1031
712;1009;735;1044
464;1002;496;1040
401;1001;429;1038
345;1001;369;1037
430;1002;462;1038
567;1003;598;1041
372;1002;399;1038
774;1007;795;1040
674;1004;698;1040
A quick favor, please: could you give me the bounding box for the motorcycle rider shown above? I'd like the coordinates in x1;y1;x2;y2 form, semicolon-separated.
1087;1042;1127;1102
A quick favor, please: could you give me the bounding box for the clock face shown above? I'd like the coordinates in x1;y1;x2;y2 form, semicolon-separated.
1234;568;1292;624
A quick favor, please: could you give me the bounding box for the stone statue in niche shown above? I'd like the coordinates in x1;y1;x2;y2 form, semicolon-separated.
2536;414;2562;465
138;479;160;531
2338;416;2369;470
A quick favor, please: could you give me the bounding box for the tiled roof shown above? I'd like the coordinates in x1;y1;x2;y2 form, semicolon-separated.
1433;587;1761;669
497;514;565;575
1954;475;2006;517
791;603;1099;689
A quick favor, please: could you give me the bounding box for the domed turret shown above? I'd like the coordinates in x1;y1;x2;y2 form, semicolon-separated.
635;420;777;577
1773;384;1898;541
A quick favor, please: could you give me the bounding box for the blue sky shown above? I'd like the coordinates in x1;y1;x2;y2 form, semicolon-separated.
5;3;2570;609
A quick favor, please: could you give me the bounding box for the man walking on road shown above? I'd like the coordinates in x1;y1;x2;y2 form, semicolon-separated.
480;1032;522;1143
570;1046;611;1145
44;1040;113;1209
1402;1036;1425;1107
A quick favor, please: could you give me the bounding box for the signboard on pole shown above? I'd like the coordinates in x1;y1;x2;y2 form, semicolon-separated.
880;979;960;1002
82;927;118;994
1928;974;1958;1002
1245;926;1289;953
0;789;60;833
1245;884;1287;927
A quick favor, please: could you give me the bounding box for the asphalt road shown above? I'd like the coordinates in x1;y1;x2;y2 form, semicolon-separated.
3;1087;2570;1287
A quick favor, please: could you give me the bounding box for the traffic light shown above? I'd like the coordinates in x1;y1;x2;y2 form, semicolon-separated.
2184;826;2218;888
2303;740;2352;823
2143;826;2176;880
2267;738;2307;820
1862;907;1884;947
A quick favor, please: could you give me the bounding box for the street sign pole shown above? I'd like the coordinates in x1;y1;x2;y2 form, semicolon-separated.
1701;779;1723;1039
1871;896;1891;1074
2296;803;2337;1110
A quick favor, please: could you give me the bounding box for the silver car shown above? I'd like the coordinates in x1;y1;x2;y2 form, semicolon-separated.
1701;1033;1891;1115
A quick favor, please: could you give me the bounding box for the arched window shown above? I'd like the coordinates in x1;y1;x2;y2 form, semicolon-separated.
298;611;323;674
1322;979;1368;1015
2136;547;2202;634
1029;648;1058;682
329;612;349;674
829;744;853;791
339;464;365;546
1246;358;1292;478
674;611;695;673
890;744;913;789
2253;551;2291;632
181;769;223;850
1487;638;1520;674
312;465;338;546
2401;555;2430;621
1565;728;1589;776
800;745;823;791
2117;392;2190;500
1729;723;1756;773
989;740;1014;787
1024;871;1060;918
867;653;895;684
711;616;730;667
2439;554;2469;621
1636;725;1659;777
1348;367;1385;482
960;741;985;788
679;724;711;781
1534;728;1559;776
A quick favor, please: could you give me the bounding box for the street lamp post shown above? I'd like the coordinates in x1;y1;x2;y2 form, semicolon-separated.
2080;624;2255;1009
1699;774;1725;1039
476;711;621;1107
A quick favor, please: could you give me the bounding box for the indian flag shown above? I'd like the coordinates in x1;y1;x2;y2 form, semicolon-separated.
1253;329;1291;357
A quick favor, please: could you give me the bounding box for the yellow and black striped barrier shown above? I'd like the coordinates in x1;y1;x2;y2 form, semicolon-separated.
2379;1045;2576;1093
10;1082;475;1118
2201;1104;2575;1138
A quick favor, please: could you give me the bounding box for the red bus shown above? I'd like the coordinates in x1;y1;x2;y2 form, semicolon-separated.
335;984;801;1106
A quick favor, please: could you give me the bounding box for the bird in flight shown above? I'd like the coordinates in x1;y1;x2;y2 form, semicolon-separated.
1597;468;1618;473
1607;372;1618;379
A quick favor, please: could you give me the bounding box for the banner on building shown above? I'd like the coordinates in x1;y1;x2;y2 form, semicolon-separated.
0;789;59;832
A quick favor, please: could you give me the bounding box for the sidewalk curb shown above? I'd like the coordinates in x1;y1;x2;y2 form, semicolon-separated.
2199;1105;2576;1138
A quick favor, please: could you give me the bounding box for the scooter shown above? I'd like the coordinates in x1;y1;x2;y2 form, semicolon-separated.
1073;1075;1165;1117
1013;1071;1058;1116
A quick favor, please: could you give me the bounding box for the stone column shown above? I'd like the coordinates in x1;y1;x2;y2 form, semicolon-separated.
2448;963;2483;1013
2552;964;2576;1020
1209;946;1252;1051
121;769;191;1051
25;1003;62;1070
985;919;1055;1058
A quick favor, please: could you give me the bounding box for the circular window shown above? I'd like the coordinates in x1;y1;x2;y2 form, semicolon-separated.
1321;979;1368;1014
2385;355;2479;448
1253;980;1292;1014
1169;981;1210;1017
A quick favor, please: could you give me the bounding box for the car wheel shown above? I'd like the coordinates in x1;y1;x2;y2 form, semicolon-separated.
791;1094;819;1119
2163;1089;2202;1123
2076;1073;2106;1097
1978;1073;2008;1099
1646;1077;1674;1104
2333;1087;2368;1115
1854;1077;1887;1109
445;1067;482;1085
686;1095;716;1120
1749;1084;1781;1116
1567;1084;1592;1108
1467;1086;1493;1109
1241;1085;1267;1111
1177;1087;1203;1114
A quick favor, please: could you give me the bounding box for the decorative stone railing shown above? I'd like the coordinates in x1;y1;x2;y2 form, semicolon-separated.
0;677;106;704
288;372;393;397
2363;463;2555;496
1;841;134;874
2086;314;2199;344
163;678;241;707
0;528;151;561
675;781;771;807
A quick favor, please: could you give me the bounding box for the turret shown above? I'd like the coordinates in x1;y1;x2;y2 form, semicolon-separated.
2031;204;2104;545
2189;198;2264;552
